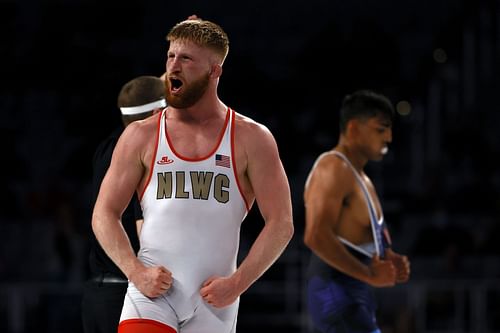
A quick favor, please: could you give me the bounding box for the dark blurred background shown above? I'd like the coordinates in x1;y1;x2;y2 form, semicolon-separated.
1;0;499;332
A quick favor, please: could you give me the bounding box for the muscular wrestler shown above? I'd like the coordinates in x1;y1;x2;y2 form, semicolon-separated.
303;90;410;332
92;18;294;333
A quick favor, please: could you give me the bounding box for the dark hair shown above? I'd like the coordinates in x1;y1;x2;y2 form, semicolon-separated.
117;75;166;125
117;76;165;108
339;90;395;133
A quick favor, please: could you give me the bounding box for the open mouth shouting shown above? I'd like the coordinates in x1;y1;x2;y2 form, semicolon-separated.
168;76;183;95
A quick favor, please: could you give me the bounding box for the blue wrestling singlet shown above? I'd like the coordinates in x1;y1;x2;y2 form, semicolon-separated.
307;250;381;333
306;151;388;333
332;151;387;260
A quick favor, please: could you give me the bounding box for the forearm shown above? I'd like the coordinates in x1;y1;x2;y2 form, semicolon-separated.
307;232;372;283
92;211;142;279
232;218;293;295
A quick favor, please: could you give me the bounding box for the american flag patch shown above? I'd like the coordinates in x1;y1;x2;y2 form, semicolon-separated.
215;154;230;168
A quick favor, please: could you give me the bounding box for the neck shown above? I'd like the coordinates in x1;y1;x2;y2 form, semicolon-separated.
169;98;227;124
335;137;367;172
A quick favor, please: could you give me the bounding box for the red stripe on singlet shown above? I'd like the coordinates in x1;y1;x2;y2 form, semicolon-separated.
118;319;177;333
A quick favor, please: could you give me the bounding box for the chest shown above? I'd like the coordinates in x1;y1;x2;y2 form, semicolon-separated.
344;177;383;226
167;122;222;158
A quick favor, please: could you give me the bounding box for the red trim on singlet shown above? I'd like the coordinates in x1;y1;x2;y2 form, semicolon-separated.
164;107;231;161
139;111;163;201
230;109;250;211
119;319;177;333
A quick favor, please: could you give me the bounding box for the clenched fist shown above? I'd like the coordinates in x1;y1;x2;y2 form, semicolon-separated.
130;265;173;298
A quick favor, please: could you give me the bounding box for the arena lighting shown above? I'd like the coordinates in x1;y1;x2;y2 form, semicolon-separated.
396;100;411;116
433;48;448;63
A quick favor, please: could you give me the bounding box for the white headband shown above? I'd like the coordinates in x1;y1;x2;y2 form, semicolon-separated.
120;99;167;115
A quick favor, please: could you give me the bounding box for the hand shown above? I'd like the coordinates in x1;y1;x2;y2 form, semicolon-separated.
367;254;396;287
385;249;411;283
200;276;239;308
130;265;173;298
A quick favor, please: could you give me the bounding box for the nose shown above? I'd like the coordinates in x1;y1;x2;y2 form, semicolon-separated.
166;56;181;73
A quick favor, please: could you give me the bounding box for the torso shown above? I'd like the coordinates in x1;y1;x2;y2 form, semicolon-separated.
307;150;383;246
136;107;248;297
136;107;254;205
337;167;382;245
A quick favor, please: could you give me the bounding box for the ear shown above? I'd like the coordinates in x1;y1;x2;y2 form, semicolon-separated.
209;64;223;78
346;119;358;137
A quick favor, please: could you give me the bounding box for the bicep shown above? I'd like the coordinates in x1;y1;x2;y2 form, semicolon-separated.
304;161;347;237
246;129;292;223
94;131;144;218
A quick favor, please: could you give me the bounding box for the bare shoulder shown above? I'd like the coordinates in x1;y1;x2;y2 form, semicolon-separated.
120;113;159;146
306;151;355;194
232;111;282;180
233;111;277;155
234;112;273;138
311;151;350;175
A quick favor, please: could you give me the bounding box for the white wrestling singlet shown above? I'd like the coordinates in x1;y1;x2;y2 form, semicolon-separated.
120;108;248;332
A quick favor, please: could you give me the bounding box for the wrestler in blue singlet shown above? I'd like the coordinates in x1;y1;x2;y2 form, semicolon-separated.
306;151;387;333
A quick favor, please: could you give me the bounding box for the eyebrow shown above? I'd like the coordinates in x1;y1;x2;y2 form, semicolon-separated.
377;118;392;127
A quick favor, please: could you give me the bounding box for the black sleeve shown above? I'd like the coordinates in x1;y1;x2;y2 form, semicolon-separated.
133;195;143;220
91;136;118;208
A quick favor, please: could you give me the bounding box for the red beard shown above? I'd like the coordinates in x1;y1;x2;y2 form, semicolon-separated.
166;72;210;108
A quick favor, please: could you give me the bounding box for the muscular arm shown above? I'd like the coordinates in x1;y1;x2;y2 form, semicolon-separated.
303;154;395;287
234;124;294;290
92;123;144;277
201;122;294;307
92;121;171;297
